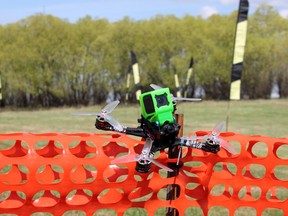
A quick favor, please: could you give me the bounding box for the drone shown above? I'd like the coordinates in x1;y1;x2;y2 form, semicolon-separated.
75;84;236;173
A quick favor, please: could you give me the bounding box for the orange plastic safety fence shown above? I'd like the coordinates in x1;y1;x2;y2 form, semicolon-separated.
0;132;288;215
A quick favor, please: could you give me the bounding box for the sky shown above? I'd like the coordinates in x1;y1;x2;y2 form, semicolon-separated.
0;0;288;25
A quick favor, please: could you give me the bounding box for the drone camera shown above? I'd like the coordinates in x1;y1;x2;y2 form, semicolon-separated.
139;88;174;126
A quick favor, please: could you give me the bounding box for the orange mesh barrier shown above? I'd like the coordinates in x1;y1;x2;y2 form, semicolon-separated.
0;132;288;215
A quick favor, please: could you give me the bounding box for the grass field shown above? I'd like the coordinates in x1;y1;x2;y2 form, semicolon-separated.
0;99;288;216
0;99;287;138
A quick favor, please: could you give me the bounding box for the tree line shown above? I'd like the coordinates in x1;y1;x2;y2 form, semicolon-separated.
0;4;287;107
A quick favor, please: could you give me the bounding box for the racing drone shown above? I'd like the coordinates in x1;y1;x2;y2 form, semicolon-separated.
75;84;236;173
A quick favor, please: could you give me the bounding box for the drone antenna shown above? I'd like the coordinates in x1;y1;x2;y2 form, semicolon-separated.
226;0;249;131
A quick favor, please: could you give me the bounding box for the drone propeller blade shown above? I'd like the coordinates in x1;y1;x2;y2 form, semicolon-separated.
150;84;201;102
148;158;173;172
110;138;152;166
173;97;202;102
150;84;162;90
105;115;124;131
102;100;120;114
143;138;173;172
73;100;123;131
212;121;225;136
111;154;140;164
219;139;237;154
72;100;119;117
142;137;153;154
111;137;173;172
209;121;237;154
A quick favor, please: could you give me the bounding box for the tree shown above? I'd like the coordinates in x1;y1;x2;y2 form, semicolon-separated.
0;4;287;107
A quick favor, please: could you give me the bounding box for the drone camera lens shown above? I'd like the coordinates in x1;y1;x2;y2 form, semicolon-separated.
155;93;169;108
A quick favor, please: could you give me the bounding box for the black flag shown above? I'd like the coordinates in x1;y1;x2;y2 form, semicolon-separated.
229;0;249;100
184;57;194;98
125;65;132;103
173;65;181;98
0;73;2;102
130;51;141;100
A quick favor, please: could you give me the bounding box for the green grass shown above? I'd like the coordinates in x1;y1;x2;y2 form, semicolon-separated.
0;99;287;137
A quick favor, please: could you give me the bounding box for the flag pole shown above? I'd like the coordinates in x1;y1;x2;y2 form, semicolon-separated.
226;0;249;131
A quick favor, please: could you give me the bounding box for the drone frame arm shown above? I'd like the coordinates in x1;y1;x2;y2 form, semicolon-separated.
173;137;220;153
96;120;146;137
173;137;203;149
123;127;146;138
95;114;146;137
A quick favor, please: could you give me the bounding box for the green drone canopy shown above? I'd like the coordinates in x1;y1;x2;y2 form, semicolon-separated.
139;88;174;126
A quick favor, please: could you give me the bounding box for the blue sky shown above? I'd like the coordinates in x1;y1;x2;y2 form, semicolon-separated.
1;0;288;25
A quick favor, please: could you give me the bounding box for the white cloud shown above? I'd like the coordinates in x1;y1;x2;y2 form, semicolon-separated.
220;0;238;5
267;0;288;8
201;6;219;18
249;0;288;11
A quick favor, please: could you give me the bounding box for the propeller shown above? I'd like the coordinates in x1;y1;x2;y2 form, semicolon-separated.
150;84;201;102
111;137;173;172
201;121;237;154
73;100;123;132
